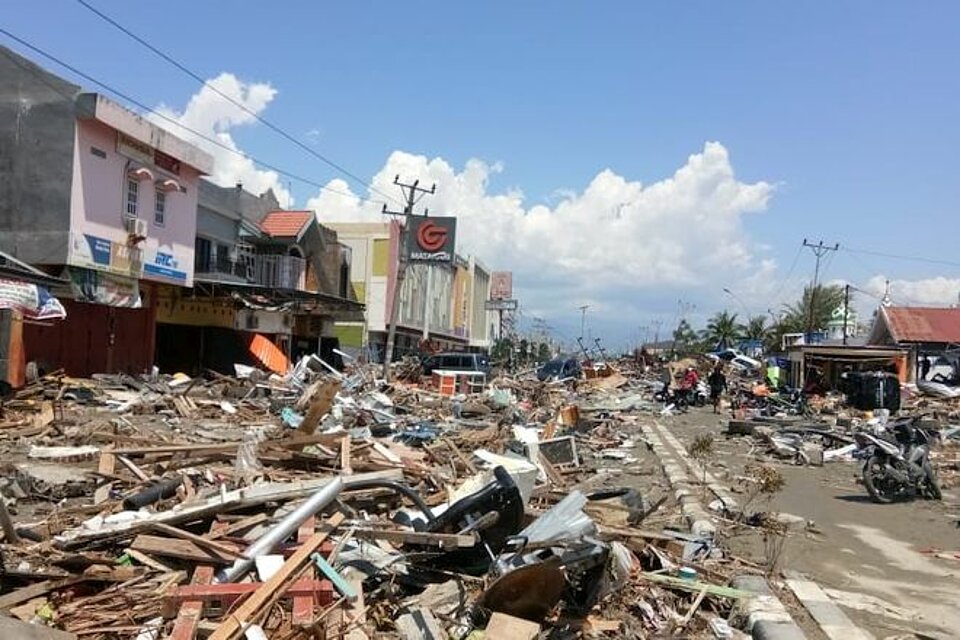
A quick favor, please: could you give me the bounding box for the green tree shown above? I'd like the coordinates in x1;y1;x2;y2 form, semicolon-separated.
703;310;742;348
743;316;770;342
771;284;848;349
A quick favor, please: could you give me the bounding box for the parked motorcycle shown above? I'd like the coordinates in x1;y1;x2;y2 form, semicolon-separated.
654;381;707;408
853;415;942;503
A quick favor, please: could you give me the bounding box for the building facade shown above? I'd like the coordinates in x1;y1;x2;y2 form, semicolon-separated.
0;46;212;375
327;221;497;361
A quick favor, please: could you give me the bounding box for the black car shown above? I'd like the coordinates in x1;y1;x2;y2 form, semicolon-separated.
537;358;581;382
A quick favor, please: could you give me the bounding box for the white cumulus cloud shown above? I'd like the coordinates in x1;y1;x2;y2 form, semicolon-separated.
307;143;775;316
151;73;293;207
863;275;960;307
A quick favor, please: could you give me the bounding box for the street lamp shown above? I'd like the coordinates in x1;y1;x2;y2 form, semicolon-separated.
722;288;751;319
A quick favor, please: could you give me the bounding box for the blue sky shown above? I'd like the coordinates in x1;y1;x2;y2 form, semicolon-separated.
5;1;960;348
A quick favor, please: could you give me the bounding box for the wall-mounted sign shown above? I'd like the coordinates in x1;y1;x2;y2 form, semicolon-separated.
490;271;513;300
68;267;141;308
485;298;518;311
154;149;181;176
116;132;153;165
404;216;456;263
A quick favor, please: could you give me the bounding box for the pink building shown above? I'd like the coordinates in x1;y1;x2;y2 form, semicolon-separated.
0;45;213;376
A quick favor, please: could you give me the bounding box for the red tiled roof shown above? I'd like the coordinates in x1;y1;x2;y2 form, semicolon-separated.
259;211;313;238
881;306;960;344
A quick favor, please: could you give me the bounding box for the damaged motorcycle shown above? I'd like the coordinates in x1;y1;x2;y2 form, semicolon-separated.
854;415;942;504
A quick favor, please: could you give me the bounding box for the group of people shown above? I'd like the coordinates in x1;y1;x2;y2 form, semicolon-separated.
659;363;729;413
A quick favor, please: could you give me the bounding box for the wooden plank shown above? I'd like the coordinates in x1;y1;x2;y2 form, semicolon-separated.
125;549;175;573
130;535;237;564
351;528;476;548
292;515;316;627
116;455;151;482
93;451;116;505
340;436;353;474
208;512;345;640
442;438;477;474
484;611;541;640
638;572;752;599
147;523;245;559
311;553;357;601
0;578;86;611
298;380;341;435
168;520;226;640
205;513;268;541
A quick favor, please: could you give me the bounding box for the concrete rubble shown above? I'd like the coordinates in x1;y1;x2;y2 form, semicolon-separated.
0;354;892;639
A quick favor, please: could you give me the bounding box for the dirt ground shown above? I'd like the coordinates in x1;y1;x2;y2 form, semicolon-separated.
665;406;960;640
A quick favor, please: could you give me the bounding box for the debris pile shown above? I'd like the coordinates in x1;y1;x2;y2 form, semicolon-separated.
0;358;773;639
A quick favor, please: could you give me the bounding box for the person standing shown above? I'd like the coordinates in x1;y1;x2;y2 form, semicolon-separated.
708;365;727;414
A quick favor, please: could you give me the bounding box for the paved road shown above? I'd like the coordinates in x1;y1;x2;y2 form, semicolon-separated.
664;408;960;639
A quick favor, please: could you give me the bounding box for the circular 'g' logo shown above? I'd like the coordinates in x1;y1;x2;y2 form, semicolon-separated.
416;221;447;251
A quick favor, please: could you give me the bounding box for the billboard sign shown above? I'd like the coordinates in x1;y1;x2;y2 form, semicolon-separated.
485;298;518;311
405;216;456;263
490;271;513;300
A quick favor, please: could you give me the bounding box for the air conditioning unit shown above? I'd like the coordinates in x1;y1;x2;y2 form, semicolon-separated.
125;217;148;241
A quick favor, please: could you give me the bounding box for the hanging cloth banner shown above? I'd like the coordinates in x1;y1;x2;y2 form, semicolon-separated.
0;279;67;320
68;267;142;308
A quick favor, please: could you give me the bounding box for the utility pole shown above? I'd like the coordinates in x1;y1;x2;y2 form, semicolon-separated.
578;305;590;340
802;239;839;340
381;176;435;380
842;283;851;345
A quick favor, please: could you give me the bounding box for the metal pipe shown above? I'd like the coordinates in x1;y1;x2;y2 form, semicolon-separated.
215;476;344;583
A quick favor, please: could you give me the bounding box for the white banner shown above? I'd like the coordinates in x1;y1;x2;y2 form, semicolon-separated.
0;279;67;320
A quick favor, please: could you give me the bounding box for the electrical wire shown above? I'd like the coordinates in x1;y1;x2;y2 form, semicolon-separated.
765;244;803;308
842;246;960;269
72;0;402;207
0;30;382;206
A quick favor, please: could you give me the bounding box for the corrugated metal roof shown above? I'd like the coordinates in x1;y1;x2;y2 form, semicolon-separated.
882;306;960;344
259;211;313;238
247;333;290;374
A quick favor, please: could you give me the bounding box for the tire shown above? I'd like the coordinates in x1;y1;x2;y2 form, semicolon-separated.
923;460;943;500
863;456;895;504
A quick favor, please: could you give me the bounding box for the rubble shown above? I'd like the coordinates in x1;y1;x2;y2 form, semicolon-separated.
0;357;801;639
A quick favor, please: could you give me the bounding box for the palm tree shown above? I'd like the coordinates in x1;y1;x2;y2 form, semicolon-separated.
743;316;770;341
703;310;742;349
779;285;846;334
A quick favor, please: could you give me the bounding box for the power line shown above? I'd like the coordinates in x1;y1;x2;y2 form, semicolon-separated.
71;0;401;207
766;244;804;308
841;246;960;269
0;30;378;205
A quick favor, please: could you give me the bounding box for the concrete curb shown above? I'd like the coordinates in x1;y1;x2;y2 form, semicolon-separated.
640;420;807;640
732;575;808;640
639;422;715;535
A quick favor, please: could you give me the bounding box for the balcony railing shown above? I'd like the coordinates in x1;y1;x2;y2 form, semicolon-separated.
195;253;306;291
254;254;306;291
195;254;252;280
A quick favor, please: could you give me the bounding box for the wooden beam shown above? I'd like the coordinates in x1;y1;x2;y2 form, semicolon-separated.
93;450;116;505
125;549;175;574
116;455;151;482
130;535;237;565
292;515;316;627
207;512;345;640
146;523;245;559
205;513;269;541
168;521;226;640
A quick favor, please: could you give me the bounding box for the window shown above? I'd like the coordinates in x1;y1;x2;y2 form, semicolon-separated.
195;237;212;272
154;189;166;226
126;179;139;217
